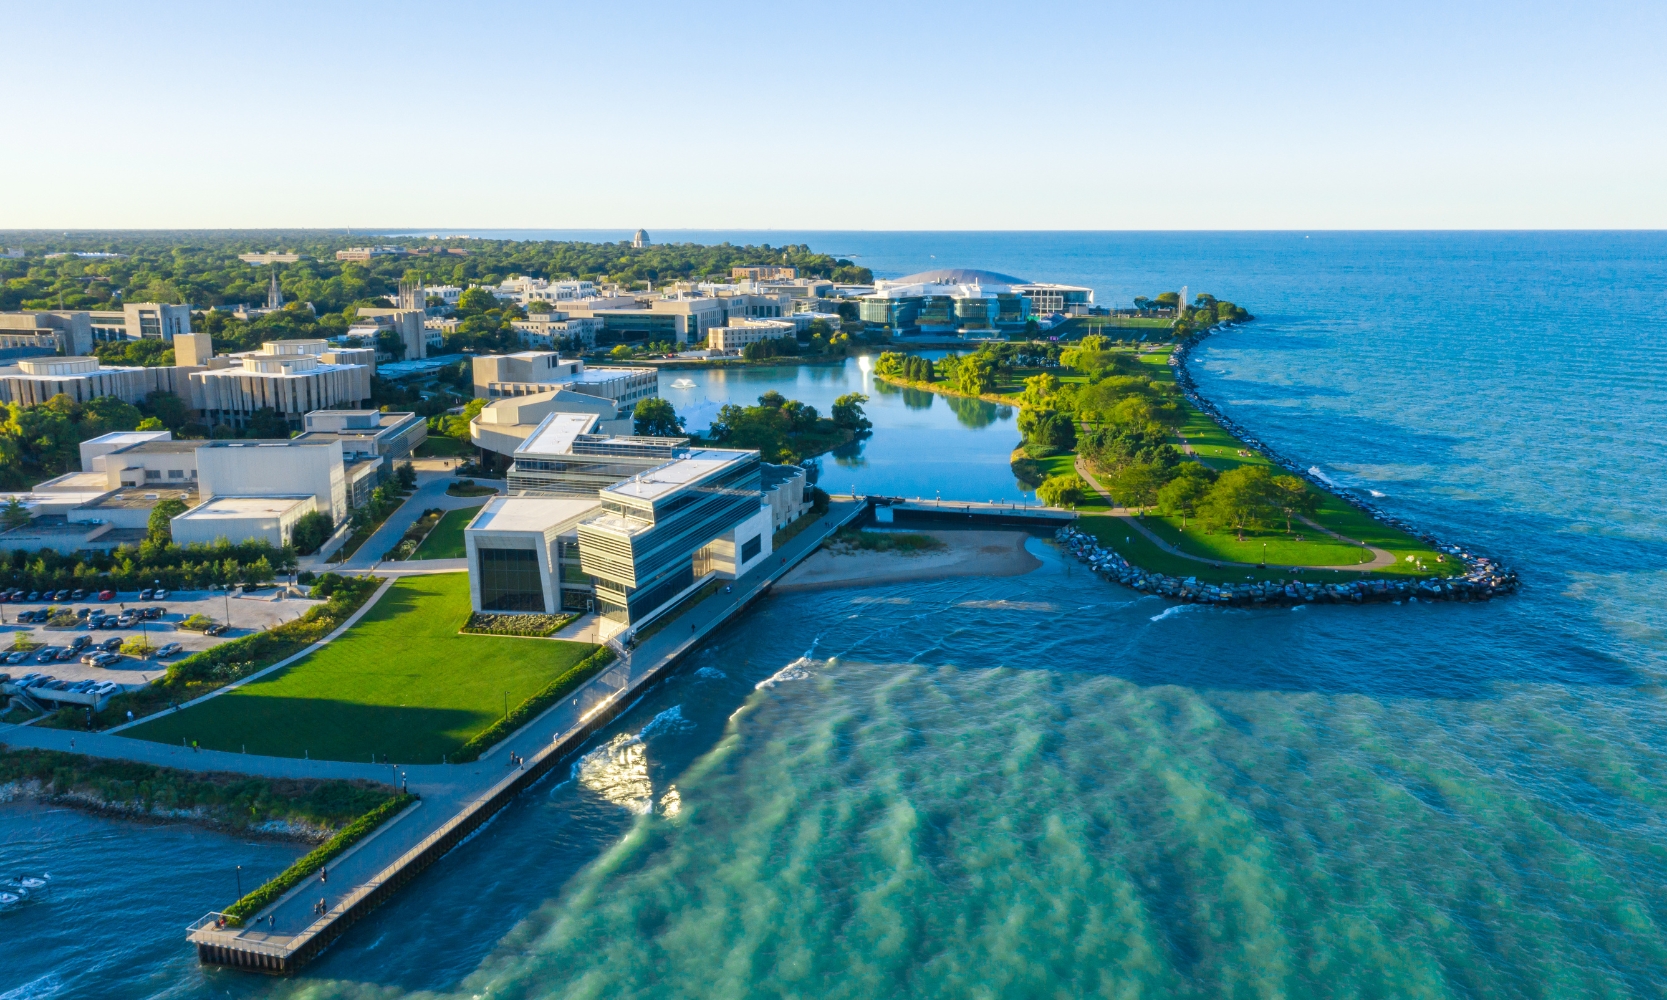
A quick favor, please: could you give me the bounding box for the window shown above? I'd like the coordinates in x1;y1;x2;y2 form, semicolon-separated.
741;534;761;563
144;469;161;480
167;469;184;479
476;547;545;611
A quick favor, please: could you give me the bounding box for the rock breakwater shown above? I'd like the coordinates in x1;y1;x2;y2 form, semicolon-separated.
1055;525;1518;607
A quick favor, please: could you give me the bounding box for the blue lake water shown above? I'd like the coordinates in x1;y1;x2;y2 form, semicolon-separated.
5;232;1667;998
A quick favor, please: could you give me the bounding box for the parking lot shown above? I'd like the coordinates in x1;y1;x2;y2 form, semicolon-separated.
0;589;323;691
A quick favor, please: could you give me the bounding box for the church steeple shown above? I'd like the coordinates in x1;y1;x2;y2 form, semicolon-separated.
267;269;284;310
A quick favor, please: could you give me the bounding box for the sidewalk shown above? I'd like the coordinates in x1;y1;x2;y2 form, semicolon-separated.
333;473;502;573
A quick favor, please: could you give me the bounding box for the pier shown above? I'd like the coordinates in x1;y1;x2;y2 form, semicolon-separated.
866;496;1077;529
178;498;869;973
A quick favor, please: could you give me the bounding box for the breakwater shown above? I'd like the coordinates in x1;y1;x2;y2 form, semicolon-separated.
1168;329;1520;594
1055;524;1515;607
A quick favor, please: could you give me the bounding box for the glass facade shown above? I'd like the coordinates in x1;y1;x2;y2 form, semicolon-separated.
741;534;762;562
476;546;545;611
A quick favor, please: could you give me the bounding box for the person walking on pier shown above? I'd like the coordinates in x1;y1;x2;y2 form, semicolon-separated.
319;868;327;884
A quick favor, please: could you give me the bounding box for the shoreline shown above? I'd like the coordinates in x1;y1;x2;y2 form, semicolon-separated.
774;529;1042;593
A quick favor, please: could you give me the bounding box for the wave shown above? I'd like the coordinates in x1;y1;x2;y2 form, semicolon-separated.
756;657;815;690
0;975;63;1000
694;667;727;680
640;705;697;740
575;733;653;815
1307;465;1339;487
1149;604;1205;623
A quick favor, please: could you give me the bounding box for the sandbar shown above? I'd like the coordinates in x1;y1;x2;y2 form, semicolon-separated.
773;529;1042;593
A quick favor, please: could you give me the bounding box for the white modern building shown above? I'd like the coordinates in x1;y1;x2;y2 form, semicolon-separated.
504;412;686;496
0;355;198;407
196;437;349;523
707;318;795;352
471;351;657;408
464;495;602;613
171;495;316;548
191;341;372;427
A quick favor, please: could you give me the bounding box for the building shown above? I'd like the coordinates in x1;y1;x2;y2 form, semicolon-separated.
760;463;809;531
707;318;795;352
196;437;348;523
464;496;603;613
191;341;371;428
505;412;686;496
469;388;637;457
78;430;174;476
0;356;197;407
238;253;304;264
296;409;426;498
732;266;798;281
173;331;214;368
495;276;598;309
1012;282;1095;317
423;285;463;310
352;307;428;359
859;268;1035;335
68;485;199;531
577;448;772;625
511;314;602;351
471;352;656;409
82;437;202;488
334;246;407;261
0;311;94;356
170;495;316;548
632;229;650;248
87;302;193;341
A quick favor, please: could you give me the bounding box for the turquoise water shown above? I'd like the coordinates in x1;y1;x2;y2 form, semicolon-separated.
4;232;1666;998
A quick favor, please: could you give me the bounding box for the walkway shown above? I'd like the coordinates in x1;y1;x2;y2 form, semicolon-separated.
1074;458;1394;571
0;500;867;969
330;472;503;574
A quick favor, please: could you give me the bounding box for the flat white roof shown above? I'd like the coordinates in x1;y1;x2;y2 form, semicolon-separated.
34;471;116;493
174;496;312;520
196;362;363;380
83;430;172;449
603;448;752;502
515;412;599;456
468;496;600;534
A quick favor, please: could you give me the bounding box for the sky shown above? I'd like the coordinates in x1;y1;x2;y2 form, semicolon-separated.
3;0;1665;230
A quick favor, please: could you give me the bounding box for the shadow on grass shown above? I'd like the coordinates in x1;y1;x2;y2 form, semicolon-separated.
124;696;490;764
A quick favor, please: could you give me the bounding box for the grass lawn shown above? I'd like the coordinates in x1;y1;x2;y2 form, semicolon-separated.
125;574;598;763
1140;514;1369;568
1074;514;1390;588
414;436;470;458
411;505;482;560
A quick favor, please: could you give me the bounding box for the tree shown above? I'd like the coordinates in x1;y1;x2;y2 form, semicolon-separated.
1110;461;1169;512
1036;473;1086;508
290;510;334;554
831;393;871;434
395;461;417;490
1018;408;1075;457
135;416;166;431
1271;475;1321;533
147;498;189;544
633;397;683;437
246;407;291;439
1157;466;1215;528
1198;465;1279;533
0;497;30;530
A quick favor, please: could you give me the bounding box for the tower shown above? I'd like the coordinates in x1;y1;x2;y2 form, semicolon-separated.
267;270;284;311
398;278;424;311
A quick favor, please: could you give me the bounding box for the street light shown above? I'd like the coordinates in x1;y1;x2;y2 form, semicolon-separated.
235;864;243;899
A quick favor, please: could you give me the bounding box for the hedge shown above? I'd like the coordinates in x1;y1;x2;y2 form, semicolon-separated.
452;646;616;762
223;792;417;926
460;612;577;637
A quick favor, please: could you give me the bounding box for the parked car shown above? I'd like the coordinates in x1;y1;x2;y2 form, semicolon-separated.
153;589;170;600
97;589;115;601
156;643;182;657
138;588;154;600
115;614;137;628
52;590;69;601
96;653;122;666
69;635;91;650
5;652;27;665
70;589;85;600
54;648;78;661
206;623;230;636
98;638;123;652
79;652;103;665
24;591;39;602
142;606;164;620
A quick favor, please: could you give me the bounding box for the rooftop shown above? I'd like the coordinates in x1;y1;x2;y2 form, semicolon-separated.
82;430;172;450
35;471;117;493
75;486;198;511
467;495;600;534
174;496;312;521
515;412;601;457
198;438;338;450
109;439;202;456
888;268;1030;287
601;448;755;504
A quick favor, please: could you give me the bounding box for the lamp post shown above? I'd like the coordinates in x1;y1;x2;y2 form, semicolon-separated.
235;865;243;899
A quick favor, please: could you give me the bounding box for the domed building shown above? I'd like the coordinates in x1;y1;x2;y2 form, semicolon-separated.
632;229;650;249
858;267;1094;336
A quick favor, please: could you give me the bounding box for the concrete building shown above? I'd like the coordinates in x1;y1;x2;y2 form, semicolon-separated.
352;308;428;359
511;314;602;351
83;437;202;488
173;331;214;368
296;408;426;497
860;268;1037;335
577;448;771;625
760;463;809;531
82;303;193;342
192;341;371;428
0;356;197;407
708;318;795;352
464;496;602;613
505;412;686;496
68;485;199;531
334;246;407;261
78;430;174;475
196;437;349;523
469;388;637;457
0;311;94;356
171;495;316;548
732;266;798;281
239;253;304;264
495;277;598;309
471;352;657;409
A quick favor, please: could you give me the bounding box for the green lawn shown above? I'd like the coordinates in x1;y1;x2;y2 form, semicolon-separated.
1074;514;1387;588
414;436;470;458
125;574;598;763
412;505;482;560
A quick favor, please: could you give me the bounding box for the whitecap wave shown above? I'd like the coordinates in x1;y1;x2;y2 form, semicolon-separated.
0;974;63;1000
1368;489;1387;498
575;733;653;814
659;785;681;817
1307;465;1339;487
639;705;696;740
956;599;1058;611
694;666;726;680
1291;604;1307;612
1149;604;1203;623
756;657;815;690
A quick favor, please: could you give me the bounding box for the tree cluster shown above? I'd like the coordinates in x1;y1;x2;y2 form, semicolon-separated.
0;536;295;591
705;390;869;464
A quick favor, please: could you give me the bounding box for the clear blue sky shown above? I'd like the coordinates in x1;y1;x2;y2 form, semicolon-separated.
4;0;1664;230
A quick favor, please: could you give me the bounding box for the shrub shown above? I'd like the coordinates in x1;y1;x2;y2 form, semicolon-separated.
223;792;416;925
120;636;158;657
461;612;577;637
180;613;215;631
452;647;615;762
290;511;334;555
1037;472;1086;508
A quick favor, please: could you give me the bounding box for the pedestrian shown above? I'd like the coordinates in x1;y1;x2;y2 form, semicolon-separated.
319;868;327;884
69;737;74;750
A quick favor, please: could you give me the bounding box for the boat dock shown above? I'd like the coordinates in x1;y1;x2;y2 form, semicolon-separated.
186;499;869;973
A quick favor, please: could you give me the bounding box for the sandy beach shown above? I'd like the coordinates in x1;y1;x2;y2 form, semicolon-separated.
772;529;1043;593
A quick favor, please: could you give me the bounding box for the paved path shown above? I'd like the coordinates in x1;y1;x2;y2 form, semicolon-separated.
333;474;502;573
3;501;867;960
1074;458;1392;572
